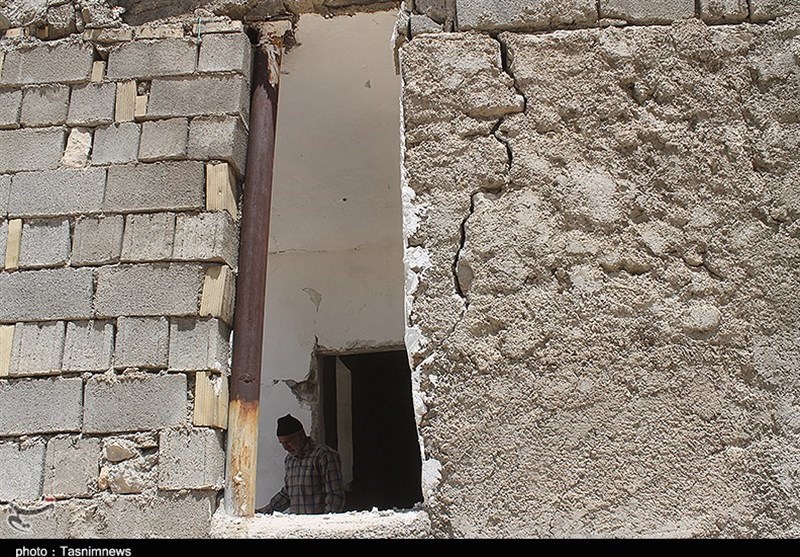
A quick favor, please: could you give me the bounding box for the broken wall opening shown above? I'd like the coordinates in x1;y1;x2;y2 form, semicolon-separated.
256;10;420;512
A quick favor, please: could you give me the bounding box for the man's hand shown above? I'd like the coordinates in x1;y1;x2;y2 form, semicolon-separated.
256;505;273;514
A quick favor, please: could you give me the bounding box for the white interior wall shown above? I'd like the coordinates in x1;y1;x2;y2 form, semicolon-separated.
256;11;404;507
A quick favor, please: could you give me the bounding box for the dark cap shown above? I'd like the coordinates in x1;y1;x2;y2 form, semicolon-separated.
276;414;303;436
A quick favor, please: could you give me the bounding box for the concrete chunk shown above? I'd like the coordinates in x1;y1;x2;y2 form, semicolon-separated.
94;263;204;318
71;214;124;266
9;321;65;376
0;441;45;501
198;32;252;81
83;373;188;433
107;38;197;80
0;377;83;435
168;318;230;373
114;316;169;369
18;218;71;269
0;268;94;322
0;89;21;129
600;0;695;23
67;83;116;126
139;118;188;161
9;167;106;218
104;161;204;213
61;127;92;168
173;211;238;268
148;75;249;123
158;428;224;490
187;115;248;178
20;85;70;127
0;42;93;86
120;212;175;262
0;127;65;173
92;123;141;165
456;0;597;31
63;320;114;371
43;436;101;498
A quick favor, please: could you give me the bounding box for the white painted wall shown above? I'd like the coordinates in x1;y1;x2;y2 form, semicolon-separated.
256;11;404;507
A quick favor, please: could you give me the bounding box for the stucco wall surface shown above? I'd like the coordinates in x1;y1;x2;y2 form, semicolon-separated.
400;13;800;538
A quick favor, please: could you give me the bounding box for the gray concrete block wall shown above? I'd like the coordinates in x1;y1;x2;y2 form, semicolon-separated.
0;25;251;535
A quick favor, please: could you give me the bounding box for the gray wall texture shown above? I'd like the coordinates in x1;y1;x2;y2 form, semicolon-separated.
1;0;799;540
400;0;800;539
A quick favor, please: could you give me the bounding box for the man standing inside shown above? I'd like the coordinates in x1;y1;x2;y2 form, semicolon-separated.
257;414;346;514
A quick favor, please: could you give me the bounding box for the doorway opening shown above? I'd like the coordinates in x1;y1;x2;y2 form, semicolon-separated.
319;350;423;511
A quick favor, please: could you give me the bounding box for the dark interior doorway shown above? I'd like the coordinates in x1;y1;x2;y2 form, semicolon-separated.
319;349;423;511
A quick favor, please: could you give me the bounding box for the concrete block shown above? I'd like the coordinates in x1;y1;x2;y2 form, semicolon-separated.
0;377;83;435
148;74;250;123
192;19;244;34
91;60;106;82
92;123;141;165
107;38;197;80
0;89;21;129
43;436;101;498
94;263;205;318
173;212;238;268
114;316;169;369
158;428;224;490
411;14;443;36
0;268;94;322
83;373;188;433
0;324;12;377
83;28;134;43
0;441;45;501
168;318;230;373
0;174;9;218
61;127;92;168
135;25;184;39
120;212;175;262
139;118;188;161
0;127;65;173
700;0;749;22
456;0;597;30
198;32;252;81
0;42;93;86
104;161;204;213
18;218;71;269
415;0;449;22
134;94;148;120
63;320;114;371
82;493;213;538
750;0;799;21
9;321;65;376
20;85;70;127
187;115;248;178
71;214;124;266
67;83;116;126
8;168;106;218
600;0;695;23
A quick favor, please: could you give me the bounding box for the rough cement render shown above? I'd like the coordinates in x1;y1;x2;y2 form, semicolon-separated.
400;13;800;538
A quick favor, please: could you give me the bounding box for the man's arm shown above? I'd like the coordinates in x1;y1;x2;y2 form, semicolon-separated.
257;485;290;514
321;449;346;513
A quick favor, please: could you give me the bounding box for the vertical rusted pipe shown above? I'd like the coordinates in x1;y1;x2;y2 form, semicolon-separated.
225;30;283;517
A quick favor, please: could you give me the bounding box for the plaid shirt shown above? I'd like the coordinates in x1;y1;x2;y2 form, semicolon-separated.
262;437;346;514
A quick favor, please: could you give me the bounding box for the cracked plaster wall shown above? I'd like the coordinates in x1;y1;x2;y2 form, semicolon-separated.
400;10;800;538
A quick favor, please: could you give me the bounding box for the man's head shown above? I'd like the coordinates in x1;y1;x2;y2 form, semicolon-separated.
276;414;306;457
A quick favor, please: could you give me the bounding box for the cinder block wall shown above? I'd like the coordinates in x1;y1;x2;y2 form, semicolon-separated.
0;20;250;538
400;0;800;539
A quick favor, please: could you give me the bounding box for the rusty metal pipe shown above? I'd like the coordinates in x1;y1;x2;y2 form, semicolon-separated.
225;33;282;517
